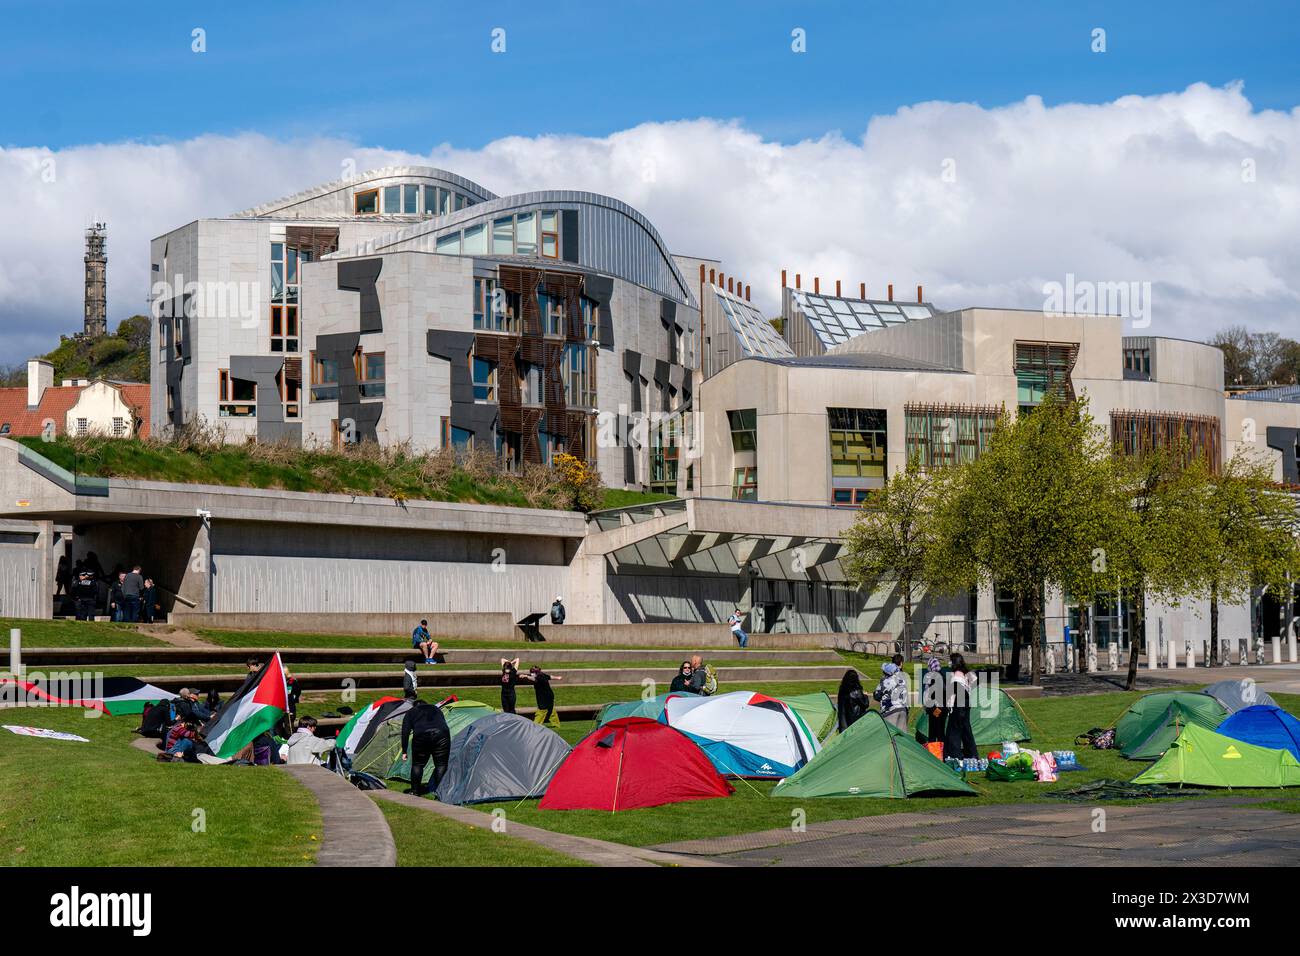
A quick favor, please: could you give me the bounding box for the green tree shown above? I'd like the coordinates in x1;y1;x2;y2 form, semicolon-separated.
1198;450;1300;664
932;396;1125;684
841;458;951;662
1108;447;1220;690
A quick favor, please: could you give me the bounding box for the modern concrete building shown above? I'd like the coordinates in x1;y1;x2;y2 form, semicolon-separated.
149;166;700;493
692;282;1300;654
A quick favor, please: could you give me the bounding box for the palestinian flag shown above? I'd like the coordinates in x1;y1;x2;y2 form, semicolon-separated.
0;676;171;715
202;653;288;758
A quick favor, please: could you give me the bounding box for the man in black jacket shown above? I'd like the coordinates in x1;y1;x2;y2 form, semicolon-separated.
72;571;98;621
400;700;451;798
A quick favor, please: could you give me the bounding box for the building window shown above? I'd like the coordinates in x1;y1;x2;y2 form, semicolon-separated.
581;297;598;340
520;361;544;406
271;241;307;352
732;466;758;500
1111;410;1221;473
1123;346;1152;380
462;223;488;254
173;317;184;360
904;404;1000;470
828;407;887;504
515;213;537;256
354;189;378;215
159;318;169;359
495;427;523;472
75;418;89;436
310;352;340;401
727;409;757;452
166;385;176;417
472;355;498;402
1015;341;1078;409
541;211;560;258
218;369;256;417
358;352;386;398
111;417;127;437
832;488;872;507
442;417;473;450
402;184;419;214
492;217;514;254
562;343;596;408
650;419;681;494
538;414;562;465
382;185;400;214
278;364;301;419
538;289;566;336
436;233;461;255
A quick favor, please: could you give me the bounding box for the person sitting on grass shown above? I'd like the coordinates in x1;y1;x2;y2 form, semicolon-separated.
411;620;439;663
159;718;199;761
670;661;696;694
284;716;336;766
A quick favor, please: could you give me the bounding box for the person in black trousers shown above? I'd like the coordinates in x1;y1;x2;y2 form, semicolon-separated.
921;657;947;747
836;669;870;732
72;571;98;621
499;658;521;714
944;653;978;760
526;665;563;727
400;699;451;798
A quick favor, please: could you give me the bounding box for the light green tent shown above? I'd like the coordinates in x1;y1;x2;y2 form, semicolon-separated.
1132;723;1300;788
913;686;1031;747
597;690;838;741
772;710;976;799
1115;691;1227;760
356;699;497;785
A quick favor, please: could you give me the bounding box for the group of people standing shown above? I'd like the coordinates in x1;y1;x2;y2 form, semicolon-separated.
58;551;161;623
836;652;981;760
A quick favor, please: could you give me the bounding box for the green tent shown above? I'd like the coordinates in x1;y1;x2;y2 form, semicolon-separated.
597;690;838;741
772;710;976;799
1114;691;1227;760
913;686;1031;748
357;699;497;785
1132;723;1300;788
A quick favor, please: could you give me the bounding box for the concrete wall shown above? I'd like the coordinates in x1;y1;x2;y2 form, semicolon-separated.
171;611;515;641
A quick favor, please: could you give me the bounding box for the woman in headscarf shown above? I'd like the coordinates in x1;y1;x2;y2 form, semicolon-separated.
921;657;947;746
944;652;979;759
836;669;870;732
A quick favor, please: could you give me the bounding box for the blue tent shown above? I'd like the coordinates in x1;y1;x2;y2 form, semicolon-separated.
1218;705;1300;761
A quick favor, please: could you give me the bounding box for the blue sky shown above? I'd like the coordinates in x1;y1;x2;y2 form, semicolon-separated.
5;0;1298;150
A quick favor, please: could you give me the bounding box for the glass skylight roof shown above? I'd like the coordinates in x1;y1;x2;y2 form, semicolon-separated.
790;290;938;349
714;285;794;359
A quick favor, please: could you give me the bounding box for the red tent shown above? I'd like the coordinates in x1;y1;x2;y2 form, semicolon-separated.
540;717;733;811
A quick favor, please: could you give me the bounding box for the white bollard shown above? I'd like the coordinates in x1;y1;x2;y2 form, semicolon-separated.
1272;635;1281;665
1045;646;1057;675
1168;637;1179;669
1186;642;1196;669
1109;643;1119;672
1147;640;1159;670
8;628;20;678
1087;642;1098;673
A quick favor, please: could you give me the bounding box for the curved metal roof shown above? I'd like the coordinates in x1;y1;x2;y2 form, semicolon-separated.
230;165;497;218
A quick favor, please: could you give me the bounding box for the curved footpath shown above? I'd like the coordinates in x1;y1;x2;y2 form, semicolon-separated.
279;765;397;867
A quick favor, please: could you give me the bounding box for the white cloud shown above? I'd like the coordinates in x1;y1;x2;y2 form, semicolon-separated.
1;82;1297;366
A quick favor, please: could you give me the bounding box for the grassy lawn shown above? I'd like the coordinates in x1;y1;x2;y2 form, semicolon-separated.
0;704;321;866
1;618;166;648
191;628;785;651
467;689;1300;848
19;436;671;513
374;800;588;867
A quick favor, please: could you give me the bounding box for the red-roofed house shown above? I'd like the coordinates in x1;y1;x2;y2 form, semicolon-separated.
0;360;150;440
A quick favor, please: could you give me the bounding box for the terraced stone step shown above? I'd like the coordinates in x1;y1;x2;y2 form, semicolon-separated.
135;664;852;693
21;646;844;667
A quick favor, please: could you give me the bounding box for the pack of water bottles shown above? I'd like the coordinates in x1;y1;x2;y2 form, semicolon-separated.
945;757;989;773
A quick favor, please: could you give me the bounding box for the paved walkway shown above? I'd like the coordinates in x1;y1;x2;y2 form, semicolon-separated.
649;798;1300;866
281;765;397;867
135;625;218;648
372;789;724;868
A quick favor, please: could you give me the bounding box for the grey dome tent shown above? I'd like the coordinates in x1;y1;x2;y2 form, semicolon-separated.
434;713;571;805
1203;679;1277;715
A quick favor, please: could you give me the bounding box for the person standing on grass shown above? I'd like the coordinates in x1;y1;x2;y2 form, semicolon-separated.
874;663;910;732
527;665;563;728
122;564;144;623
727;608;749;649
140;577;158;624
921;657;947;748
400;698;451;797
944;653;978;760
411;619;439;663
499;658;521;714
836;670;870;732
